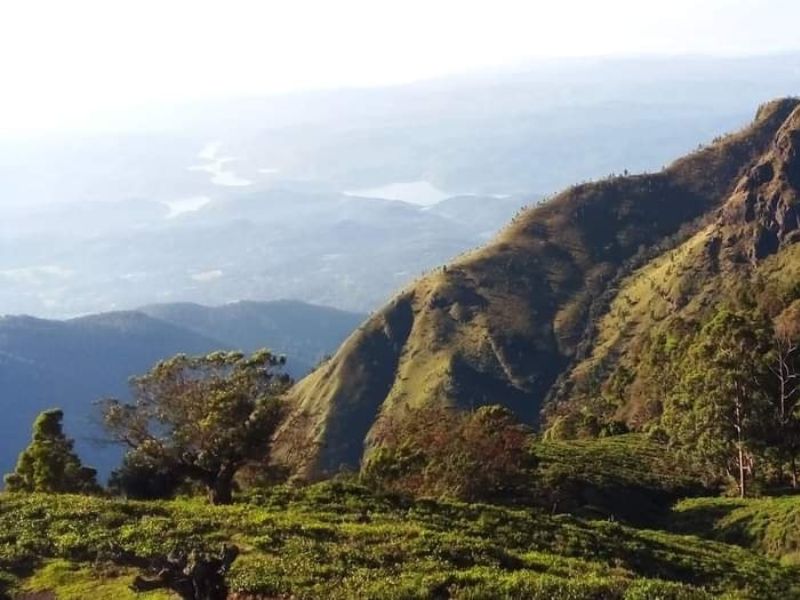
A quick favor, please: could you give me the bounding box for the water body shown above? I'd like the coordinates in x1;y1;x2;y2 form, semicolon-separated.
189;142;252;187
343;180;452;206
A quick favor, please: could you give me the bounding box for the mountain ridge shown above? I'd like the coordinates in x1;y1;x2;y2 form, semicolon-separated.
275;97;800;477
547;99;800;430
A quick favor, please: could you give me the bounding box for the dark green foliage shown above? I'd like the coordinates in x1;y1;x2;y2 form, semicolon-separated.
767;300;800;488
673;496;800;564
571;295;800;496
107;453;184;500
3;409;100;495
531;435;705;523
662;309;774;496
0;571;13;600
102;350;292;505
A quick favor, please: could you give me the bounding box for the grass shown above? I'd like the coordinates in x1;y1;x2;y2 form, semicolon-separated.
1;482;798;599
530;435;706;523
534;435;701;494
571;225;714;385
673;495;800;565
20;560;174;599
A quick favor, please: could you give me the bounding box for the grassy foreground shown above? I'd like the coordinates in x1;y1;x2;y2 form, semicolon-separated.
673;495;800;565
1;481;799;599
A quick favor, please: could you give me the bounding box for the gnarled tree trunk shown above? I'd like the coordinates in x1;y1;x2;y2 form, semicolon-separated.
131;544;239;600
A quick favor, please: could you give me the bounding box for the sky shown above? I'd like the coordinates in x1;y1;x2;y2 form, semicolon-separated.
0;0;799;132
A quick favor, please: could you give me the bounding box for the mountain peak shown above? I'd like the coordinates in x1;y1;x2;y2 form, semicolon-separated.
775;103;800;180
717;103;800;262
754;97;800;126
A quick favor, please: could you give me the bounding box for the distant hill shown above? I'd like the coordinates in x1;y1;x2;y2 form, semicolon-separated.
3;55;800;320
274;98;800;476
0;189;529;318
0;301;363;480
139;300;365;375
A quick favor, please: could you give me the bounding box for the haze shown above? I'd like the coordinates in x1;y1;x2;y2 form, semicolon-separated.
2;0;800;133
1;1;799;319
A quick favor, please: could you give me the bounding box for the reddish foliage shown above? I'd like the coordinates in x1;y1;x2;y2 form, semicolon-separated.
363;404;533;501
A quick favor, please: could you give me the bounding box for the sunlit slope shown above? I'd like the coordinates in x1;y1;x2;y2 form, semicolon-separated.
276;99;800;476
550;100;800;427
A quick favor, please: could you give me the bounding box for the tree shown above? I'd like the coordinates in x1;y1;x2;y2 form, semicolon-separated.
662;309;773;497
131;544;239;600
4;409;100;494
101;350;291;505
363;404;533;501
769;301;800;486
108;452;185;500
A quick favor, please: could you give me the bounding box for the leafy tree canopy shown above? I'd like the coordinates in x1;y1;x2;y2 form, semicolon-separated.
4;408;100;494
102;350;292;504
662;309;773;496
363;404;534;501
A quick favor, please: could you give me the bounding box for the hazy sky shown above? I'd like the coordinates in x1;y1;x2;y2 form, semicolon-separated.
1;0;799;132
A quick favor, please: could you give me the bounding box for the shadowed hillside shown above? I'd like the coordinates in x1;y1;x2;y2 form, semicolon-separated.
275;98;800;476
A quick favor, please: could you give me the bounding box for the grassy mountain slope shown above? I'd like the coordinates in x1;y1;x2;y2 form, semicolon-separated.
276;98;800;476
549;99;800;429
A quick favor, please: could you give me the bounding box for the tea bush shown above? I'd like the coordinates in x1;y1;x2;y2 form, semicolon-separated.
0;484;797;598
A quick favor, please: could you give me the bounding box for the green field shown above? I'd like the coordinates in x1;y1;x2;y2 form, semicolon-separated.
1;480;799;599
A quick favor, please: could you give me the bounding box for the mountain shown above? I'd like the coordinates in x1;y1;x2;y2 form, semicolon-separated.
0;190;528;318
139;300;365;375
0;301;363;480
0;311;224;479
274;98;800;476
548;98;800;432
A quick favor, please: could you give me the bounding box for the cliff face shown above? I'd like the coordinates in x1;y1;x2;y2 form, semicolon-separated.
718;105;800;262
274;99;800;477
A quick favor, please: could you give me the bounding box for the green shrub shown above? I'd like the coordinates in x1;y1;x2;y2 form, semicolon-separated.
623;579;713;600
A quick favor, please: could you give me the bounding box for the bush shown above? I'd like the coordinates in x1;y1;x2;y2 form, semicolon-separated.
623;579;714;600
108;455;185;500
0;571;14;600
530;435;705;523
362;404;534;502
0;486;795;599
